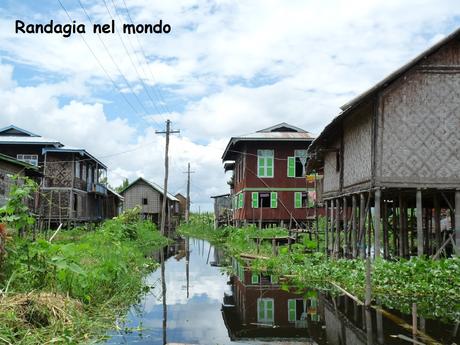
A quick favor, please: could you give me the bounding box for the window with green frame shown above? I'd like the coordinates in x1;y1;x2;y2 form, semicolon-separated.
251;192;259;208
270;192;277;208
251;273;259;284
294;191;308;208
238;193;244;208
288;299;296;322
287;150;308;177
257;150;274;177
257;298;274;324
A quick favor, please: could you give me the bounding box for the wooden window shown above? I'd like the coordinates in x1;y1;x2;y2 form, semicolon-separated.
288;299;296;322
259;193;270;208
257;298;274;324
251;192;259;208
287;156;295;177
288;150;308;178
73;193;78;212
16;154;38;166
294;192;309;208
251;273;259;284
142;198;148;205
257;150;274;178
75;160;80;178
270;192;278;208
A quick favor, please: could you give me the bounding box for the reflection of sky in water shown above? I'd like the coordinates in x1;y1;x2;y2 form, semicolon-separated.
105;239;250;345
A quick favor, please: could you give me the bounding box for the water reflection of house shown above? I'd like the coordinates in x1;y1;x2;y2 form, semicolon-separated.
222;258;324;341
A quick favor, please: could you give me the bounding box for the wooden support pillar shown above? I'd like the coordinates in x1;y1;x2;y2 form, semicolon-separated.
416;189;423;257
359;193;366;258
383;201;388;259
325;200;329;256
352;195;357;258
399;193;404;257
343;196;348;257
367;205;372;257
455;190;460;254
335;198;341;258
330;199;335;255
374;189;381;258
434;194;441;251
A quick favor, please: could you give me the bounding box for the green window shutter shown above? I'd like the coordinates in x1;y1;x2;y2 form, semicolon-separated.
238;193;244;208
258;299;264;321
271;275;278;284
288;299;296;322
266;157;273;177
287;156;295;177
266;299;274;322
258;157;265;177
294;192;302;208
251;192;259;208
270;192;278;208
251;273;259;284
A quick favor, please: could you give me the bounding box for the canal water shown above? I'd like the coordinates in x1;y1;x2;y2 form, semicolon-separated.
106;238;459;345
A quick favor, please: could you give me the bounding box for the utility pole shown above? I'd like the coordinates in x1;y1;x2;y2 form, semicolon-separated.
183;162;195;223
156;119;180;236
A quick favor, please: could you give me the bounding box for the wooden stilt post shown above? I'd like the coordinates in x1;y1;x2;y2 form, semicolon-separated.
383;201;388;259
374;189;381;258
352;194;357;258
335;198;341;258
359;193;366;258
343;196;348;257
392;204;398;257
367;205;372;258
330;199;335;256
325;200;329;256
416;189;423;256
455;190;460;254
399;193;404;257
434;194;441;252
365;256;372;306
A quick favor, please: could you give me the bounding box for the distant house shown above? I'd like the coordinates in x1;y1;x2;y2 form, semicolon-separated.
119;177;180;228
0;153;41;208
306;28;460;258
222;123;316;228
175;192;187;220
210;193;231;228
0;125;119;226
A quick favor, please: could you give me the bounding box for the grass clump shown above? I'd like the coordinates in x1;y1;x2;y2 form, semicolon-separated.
0;207;169;344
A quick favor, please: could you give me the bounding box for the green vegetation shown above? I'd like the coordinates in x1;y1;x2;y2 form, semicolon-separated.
178;214;460;323
0;177;169;344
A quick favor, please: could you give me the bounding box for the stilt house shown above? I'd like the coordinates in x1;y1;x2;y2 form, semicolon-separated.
0;125;120;226
222;123;317;228
307;28;460;258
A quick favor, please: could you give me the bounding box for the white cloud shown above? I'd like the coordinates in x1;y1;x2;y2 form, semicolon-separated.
1;1;460;210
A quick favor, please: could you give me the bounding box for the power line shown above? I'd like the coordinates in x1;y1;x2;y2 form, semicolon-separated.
110;0;170;121
101;0;166;121
56;0;144;120
119;0;174;118
76;0;161;127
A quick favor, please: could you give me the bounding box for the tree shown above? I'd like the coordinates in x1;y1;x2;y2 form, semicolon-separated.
115;178;129;192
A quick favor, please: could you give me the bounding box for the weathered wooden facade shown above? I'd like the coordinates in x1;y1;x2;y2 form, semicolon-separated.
0;125;118;226
307;29;460;258
210;193;232;228
174;192;187;220
120;177;180;229
222;123;317;228
0;153;41;208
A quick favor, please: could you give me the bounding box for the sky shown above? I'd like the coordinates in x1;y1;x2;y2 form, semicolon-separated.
0;0;459;211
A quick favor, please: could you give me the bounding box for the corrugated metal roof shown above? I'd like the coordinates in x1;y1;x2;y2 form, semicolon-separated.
0;153;39;170
119;177;179;202
0;136;62;146
107;186;124;201
222;123;315;161
42;146;107;169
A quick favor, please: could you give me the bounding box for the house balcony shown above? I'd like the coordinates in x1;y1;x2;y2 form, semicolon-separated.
87;182;107;196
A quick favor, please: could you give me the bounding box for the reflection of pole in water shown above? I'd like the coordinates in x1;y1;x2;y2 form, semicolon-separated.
365;308;373;345
161;248;167;345
186;237;190;299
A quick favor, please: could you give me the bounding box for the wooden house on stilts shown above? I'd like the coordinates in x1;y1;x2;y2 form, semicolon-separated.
307;28;460;259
